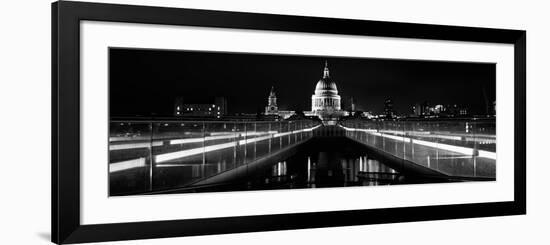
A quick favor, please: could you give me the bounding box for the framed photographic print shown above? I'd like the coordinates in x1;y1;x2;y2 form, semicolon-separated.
52;1;526;244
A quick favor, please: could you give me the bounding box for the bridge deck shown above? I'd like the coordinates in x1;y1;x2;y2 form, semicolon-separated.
108;121;496;196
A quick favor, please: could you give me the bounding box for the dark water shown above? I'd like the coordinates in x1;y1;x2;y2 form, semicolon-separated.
169;138;413;194
157;137;450;195
247;151;401;190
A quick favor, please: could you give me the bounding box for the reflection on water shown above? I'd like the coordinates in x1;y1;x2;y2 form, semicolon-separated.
251;150;402;191
142;138;448;193
149;137;450;195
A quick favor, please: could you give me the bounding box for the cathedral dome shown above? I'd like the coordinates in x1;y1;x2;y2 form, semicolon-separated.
314;61;338;95
314;78;338;95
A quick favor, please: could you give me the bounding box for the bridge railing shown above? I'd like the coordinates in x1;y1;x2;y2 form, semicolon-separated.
340;119;496;179
109;119;321;196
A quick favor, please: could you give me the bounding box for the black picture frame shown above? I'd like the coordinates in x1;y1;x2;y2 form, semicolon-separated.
52;1;526;244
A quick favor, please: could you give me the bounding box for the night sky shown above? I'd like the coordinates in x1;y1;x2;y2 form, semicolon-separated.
109;48;495;117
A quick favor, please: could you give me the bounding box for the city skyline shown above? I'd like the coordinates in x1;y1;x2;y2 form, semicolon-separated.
109;47;497;197
109;48;496;117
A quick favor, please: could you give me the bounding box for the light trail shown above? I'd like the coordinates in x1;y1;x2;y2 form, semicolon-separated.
109;141;163;151
155;141;237;163
340;125;496;160
170;134;238;145
109;124;321;171
170;131;279;145
109;158;147;173
238;135;273;145
110;131;284;151
154;125;320;164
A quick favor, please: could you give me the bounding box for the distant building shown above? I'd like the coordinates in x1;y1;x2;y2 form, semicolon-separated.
422;101;432;116
459;107;469;116
384;98;395;118
347;97;356;112
264;86;295;119
214;97;228;115
433;104;446;114
412;102;469;118
174;96;227;118
413;101;430;116
265;86;278;115
362;111;375;119
412;103;420;116
343;96;359;116
448;104;468;117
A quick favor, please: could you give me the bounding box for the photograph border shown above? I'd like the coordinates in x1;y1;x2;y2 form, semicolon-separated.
52;1;526;243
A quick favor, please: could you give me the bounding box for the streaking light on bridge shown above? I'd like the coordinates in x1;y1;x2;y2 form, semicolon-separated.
340;125;496;160
154;125;320;164
110;157;147;173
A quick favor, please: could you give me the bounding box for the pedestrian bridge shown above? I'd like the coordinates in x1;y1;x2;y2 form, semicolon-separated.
109;119;496;196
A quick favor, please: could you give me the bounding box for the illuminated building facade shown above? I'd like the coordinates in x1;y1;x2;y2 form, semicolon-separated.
174;96;227;118
265;86;278;115
412;101;469;118
264;86;295;119
384;98;395;118
308;61;345;124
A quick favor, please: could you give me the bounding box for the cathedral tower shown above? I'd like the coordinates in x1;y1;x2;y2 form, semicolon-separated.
265;86;278;115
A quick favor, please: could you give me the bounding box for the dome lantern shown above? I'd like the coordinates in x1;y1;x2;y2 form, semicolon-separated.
323;60;330;78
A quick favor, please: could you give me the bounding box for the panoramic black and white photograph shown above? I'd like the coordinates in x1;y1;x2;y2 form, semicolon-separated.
108;48;496;196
